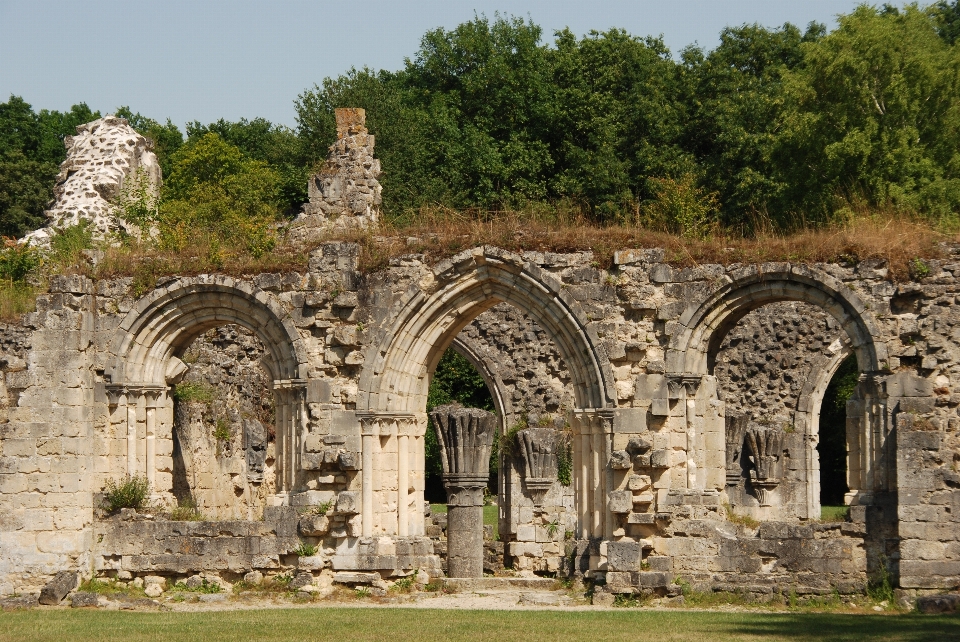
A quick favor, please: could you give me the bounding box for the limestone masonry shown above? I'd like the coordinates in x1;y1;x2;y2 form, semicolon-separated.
2;113;960;606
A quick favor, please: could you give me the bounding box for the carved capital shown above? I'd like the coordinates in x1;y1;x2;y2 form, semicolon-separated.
429;405;496;479
745;424;784;505
516;428;559;507
357;412;423;437
667;375;701;399
106;382;166;407
570;408;615;435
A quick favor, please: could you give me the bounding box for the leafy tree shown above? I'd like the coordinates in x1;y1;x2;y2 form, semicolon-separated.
158;133;283;258
931;0;960;44
775;5;960;225
0;153;58;236
0;96;100;236
549;28;692;220
186;118;307;215
682;22;822;231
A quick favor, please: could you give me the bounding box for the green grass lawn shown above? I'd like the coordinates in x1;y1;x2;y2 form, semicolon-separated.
821;505;850;521
430;503;499;527
0;607;957;642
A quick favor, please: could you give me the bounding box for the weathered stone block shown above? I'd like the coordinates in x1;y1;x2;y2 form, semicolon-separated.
333;571;379;584
334;491;359;515
39;571;78;605
70;592;99;608
649;450;670;468
610;450;632;469
608;541;643;571
609;490;633;514
299;515;330;536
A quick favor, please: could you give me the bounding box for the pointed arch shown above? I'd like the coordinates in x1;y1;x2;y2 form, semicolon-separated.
357;246;615;414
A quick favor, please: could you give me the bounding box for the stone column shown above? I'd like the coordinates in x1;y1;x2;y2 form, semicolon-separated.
569;409;614;540
143;388;163;493
272;379;307;498
429;405;496;578
127;392;139;478
360;416;376;537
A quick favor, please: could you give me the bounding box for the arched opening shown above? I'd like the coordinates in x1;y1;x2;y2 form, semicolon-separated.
103;277;308;506
668;266;888;518
712;301;857;519
170;325;276;520
817;354;859;512
357;247;614;542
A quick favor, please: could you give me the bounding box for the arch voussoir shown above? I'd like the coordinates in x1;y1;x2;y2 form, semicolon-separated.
358;247;615;416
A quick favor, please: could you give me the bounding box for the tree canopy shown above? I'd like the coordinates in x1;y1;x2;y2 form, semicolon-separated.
5;3;960;238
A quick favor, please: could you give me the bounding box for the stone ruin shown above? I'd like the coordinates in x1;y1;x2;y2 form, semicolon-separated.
21;108;381;250
3;114;960;608
288;108;382;244
22;116;162;246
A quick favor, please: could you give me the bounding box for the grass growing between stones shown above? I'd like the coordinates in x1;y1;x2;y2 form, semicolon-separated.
0;608;957;642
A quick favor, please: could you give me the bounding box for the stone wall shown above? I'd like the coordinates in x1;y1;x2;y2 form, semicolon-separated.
4;244;960;598
171;326;276;520
713;302;848;520
289;108;381;244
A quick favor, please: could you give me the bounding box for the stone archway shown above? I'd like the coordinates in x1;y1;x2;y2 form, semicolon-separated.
666;264;889;507
104;276;309;502
797;343;855;517
356;246;616;539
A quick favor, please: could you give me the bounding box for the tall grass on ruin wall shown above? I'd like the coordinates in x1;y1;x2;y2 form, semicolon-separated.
14;206;954;323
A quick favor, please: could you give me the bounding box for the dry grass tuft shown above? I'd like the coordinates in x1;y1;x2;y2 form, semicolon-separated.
35;208;958;299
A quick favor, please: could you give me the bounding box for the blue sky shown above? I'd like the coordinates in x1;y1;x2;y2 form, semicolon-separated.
1;0;864;129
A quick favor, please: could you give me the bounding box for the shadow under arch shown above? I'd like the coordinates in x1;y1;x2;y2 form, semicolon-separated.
104;275;310;499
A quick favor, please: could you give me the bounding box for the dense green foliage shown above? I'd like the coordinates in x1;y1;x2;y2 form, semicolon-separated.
425;349;494;501
5;3;960;240
296;3;960;232
157;132;283;259
0;97;99;236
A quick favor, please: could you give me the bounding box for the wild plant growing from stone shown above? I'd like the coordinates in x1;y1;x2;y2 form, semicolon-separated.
103;475;151;512
294;540;317;557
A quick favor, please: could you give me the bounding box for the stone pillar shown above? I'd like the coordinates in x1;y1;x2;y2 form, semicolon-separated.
360;417;375;537
429;405;496;578
126;392;138;478
143;388;164;494
570;409;615;540
358;412;425;537
272;379;306;498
